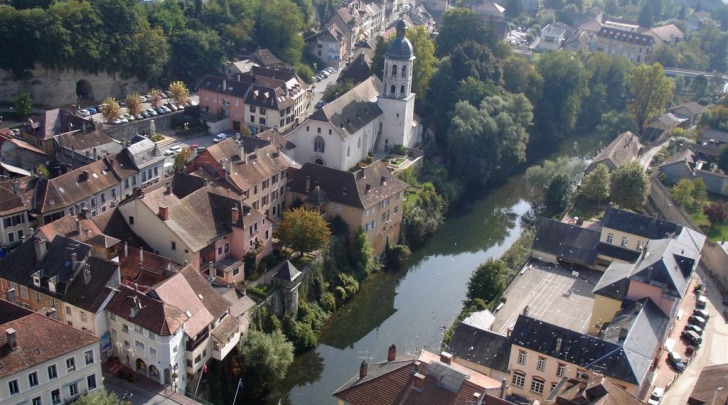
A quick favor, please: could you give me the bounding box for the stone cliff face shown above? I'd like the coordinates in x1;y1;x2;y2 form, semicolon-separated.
0;65;147;107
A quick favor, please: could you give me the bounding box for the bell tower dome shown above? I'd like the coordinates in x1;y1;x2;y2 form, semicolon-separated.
382;19;415;99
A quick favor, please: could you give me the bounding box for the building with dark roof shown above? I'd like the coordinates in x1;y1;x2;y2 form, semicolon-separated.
546;370;646;405
0;131;48;176
337;53;373;86
688;364;728;405
508;300;668;401
446;321;511;381
600;208;682;250
55;129;122;168
0;299;102;405
585;131;642;174
0;178;32;250
531;218;601;267
595;27;655;63
21;108;95;159
287;161;407;255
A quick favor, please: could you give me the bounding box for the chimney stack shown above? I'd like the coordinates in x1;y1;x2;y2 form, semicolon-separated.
47;308;57;320
71;253;78;270
166;182;172;195
222;79;227;91
413;372;425;391
83;263;91;285
305;176;311;193
359;360;368;379
388;344;397;361
34;237;47;261
76;218;82;235
523;305;529;316
6;288;16;303
140;248;144;266
6;328;17;351
124;242;128;258
440;351;453;365
240;145;246;163
159;205;169;221
231;206;240;224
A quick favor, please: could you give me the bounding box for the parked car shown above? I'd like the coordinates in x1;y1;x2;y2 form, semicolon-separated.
167;103;178;112
722;295;728;305
689;315;707;327
685;323;703;335
697;295;707;309
196;146;206;154
693;308;710;319
146;108;158;117
78;109;90;117
112;118;123;125
86;107;97;114
647;387;664;405
213;133;228;143
681;330;702;346
164;145;182;156
668;351;686;372
135;113;144;120
315;100;326;109
118;117;128;124
176;104;185;110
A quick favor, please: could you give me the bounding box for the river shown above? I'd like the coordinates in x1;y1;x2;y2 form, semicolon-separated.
265;132;608;405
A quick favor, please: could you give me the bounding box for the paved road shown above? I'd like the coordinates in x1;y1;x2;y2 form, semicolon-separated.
105;374;182;405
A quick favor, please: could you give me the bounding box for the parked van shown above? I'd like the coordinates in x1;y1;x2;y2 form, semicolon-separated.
697;295;707;309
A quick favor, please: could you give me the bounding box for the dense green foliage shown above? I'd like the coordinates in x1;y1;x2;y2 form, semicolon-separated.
277;207;331;257
610;162;650;209
465;259;508;307
628;63;673;133
239;329;294;393
13;92;32;119
581;164;611;202
71;389;125;405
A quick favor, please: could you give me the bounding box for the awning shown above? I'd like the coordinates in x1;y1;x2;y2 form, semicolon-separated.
0;162;32;176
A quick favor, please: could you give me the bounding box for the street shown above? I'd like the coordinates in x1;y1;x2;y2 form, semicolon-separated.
104;374;183;405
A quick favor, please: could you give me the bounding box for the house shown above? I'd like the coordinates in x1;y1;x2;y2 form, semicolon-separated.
669;102;704;127
446;320;511;381
539;24;570;51
658;148;697;184
509;300;668;401
563;7;604;28
54;129;122;168
225;48;284;76
531;218;601;267
327;7;362;64
467;0;506;21
0;299;102;405
590;225;704;332
198;75;252;134
312;26;347;69
0;234;122;341
0;132;47;175
337;53;373;86
584;131;642;174
186;137;293;220
107;137;166;199
646;24;684;46
286;161;407;256
21;109;94;159
686;11;720;32
105;265;239;389
687;364;728;405
595;27;655;64
659;147;728;198
333;346;506;405
644;113;688;141
545;370;646;405
117;174;272;281
0;178;32;250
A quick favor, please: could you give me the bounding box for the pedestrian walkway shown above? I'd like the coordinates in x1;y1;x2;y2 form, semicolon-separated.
102;362;201;405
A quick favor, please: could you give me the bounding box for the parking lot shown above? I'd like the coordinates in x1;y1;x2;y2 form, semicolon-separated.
491;260;601;335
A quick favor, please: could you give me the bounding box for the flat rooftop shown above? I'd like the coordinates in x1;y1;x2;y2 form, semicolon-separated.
491;260;602;335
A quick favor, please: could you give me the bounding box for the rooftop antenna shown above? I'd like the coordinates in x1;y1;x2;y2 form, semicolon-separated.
357;350;373;362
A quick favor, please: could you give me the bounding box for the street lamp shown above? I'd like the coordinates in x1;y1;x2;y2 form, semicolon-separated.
712;386;724;405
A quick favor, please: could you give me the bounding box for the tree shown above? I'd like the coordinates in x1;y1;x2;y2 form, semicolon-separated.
72;389;125;405
240;329;294;390
168;81;189;105
322;80;355;102
672;178;695;207
435;8;499;58
688;74;709;100
407;25;438;98
254;0;305;64
692;178;707;206
149;88;163;108
100;97;121;122
544;173;572;216
125;92;143;116
628;63;673;133
13;92;32;120
466;258;507;305
525;156;587;192
581;164;610;201
704;199;728;228
173;148;191;171
350;228;378;279
169;28;224;85
609;162;650;209
277;207;331;256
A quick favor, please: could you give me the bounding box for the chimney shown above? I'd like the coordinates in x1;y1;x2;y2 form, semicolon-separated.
47;308;57;320
440;351;453;365
305;176;311;193
381;176;386;186
388;344;397;361
413;372;425;391
140;248;144;265
500;378;507;399
159;205;169;221
556;337;562;353
473;393;482;403
222;79;227;91
71;252;77;269
81;206;89;219
208;261;214;277
5;288;16;303
93;147;97;160
231;206;240;224
240;145;246;163
82;170;89;181
6;328;17;351
83;263;91;285
165;182;172;195
34;237;47;261
359;360;368;379
523;305;529;316
365;184;371;194
76;218;82;235
11;179;19;195
124;242;128;258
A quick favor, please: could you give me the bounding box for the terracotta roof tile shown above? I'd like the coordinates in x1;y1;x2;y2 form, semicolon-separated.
106;285;186;336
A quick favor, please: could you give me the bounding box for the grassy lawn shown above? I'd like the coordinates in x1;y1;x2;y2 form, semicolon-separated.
291;254;313;269
568;197;607;221
685;197;728;242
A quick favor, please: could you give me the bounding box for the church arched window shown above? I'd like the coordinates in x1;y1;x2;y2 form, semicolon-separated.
391;64;397;78
347;146;351;157
400;85;405;95
314;136;325;153
402;65;407;78
390;84;396;96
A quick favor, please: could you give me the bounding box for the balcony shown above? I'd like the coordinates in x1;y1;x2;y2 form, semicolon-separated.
185;328;210;352
211;316;242;361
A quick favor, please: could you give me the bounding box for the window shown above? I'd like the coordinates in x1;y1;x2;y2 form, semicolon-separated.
390;84;395;95
85;350;94;365
402;65;407;78
129;216;135;225
150;347;157;359
100;193;106;203
512;372;525;388
394;206;399;214
249;105;256;113
537;357;546;371
9;379;19;395
148;330;156;339
517;350;527;365
69;382;79;396
81;311;87;322
135;340;144;350
20;286;27;299
29;371;39;387
171;241;176;251
218;246;223;255
65;306;72;315
391;64;397;77
314;136;325;153
224;243;230;253
606;233;613;243
259;117;266;125
33;396;42;405
66;357;76;372
122;324;129;332
48;364;58;379
530;378;545;394
125;178;129;189
110;313;116;321
52;388;61;404
621;236;628;247
233;268;240;276
87;374;97;390
401;85;405;94
260;108;266;115
134;324;142;334
557;364;566;377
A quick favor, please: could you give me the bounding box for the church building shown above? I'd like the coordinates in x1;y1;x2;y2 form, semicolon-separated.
286;19;422;171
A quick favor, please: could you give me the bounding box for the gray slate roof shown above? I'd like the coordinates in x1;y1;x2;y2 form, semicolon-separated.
275;260;302;282
601;208;681;240
532;218;601;265
309;76;382;140
446;322;511;373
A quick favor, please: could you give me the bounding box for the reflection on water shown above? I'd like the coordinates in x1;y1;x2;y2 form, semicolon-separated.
265;132;608;405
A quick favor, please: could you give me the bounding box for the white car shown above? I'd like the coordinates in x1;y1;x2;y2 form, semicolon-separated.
164;145;182;156
213;133;228;143
648;387;664;405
